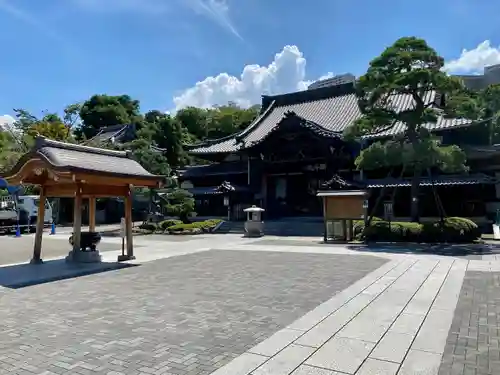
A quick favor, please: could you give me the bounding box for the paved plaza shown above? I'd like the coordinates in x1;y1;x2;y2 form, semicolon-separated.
0;234;499;374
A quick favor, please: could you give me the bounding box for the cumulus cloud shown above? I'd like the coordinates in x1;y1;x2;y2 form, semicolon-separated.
172;45;327;110
444;40;500;74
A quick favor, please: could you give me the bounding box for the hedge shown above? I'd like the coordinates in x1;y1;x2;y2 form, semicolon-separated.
138;222;157;232
158;219;182;231
355;217;481;243
167;219;223;234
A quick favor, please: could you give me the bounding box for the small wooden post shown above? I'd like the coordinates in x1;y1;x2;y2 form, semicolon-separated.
72;189;83;252
124;190;135;259
322;196;327;242
88;197;96;232
31;187;46;264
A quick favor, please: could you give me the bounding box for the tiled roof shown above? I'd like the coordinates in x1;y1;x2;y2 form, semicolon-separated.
187;185;250;196
89;124;132;144
87;124;167;152
179;161;247;179
6;136;163;181
363;173;496;188
187;83;472;154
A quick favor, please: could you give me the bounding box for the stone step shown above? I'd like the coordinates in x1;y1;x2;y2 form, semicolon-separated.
216;220;324;236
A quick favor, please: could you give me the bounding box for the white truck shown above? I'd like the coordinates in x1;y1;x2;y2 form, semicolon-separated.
16;195;53;227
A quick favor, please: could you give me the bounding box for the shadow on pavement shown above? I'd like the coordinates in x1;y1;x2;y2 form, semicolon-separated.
0;259;137;289
345;243;500;257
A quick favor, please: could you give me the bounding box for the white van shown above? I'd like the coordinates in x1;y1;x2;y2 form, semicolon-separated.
16;195;53;226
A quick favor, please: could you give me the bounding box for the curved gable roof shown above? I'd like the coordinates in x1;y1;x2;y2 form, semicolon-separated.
4;137;164;185
187;83;472;155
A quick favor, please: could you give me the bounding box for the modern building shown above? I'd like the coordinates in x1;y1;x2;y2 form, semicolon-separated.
308;74;356;90
179;82;499;225
454;64;500;90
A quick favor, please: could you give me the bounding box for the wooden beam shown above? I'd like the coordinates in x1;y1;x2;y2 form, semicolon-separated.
44;184;130;198
124;190;135;259
72;189;83;252
88;197;96;232
73;173;162;188
31;187;46;264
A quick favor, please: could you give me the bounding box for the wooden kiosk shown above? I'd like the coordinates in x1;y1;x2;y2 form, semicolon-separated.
3;136;164;264
316;190;368;242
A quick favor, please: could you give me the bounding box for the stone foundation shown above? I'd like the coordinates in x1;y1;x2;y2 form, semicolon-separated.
65;250;102;263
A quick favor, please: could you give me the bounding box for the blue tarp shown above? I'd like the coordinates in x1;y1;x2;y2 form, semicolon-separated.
0;178;21;194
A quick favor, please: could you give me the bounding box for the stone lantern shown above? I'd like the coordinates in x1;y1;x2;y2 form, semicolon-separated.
243;205;265;237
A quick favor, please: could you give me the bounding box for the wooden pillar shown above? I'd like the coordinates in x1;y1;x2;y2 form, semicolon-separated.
125;190;135;259
322;197;327;243
88;197;96;232
31;187;46;264
72;189;83;252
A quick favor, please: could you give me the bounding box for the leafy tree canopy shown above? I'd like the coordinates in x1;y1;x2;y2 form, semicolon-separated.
176;103;260;142
76;94;141;140
344;37;469;220
448;83;500;145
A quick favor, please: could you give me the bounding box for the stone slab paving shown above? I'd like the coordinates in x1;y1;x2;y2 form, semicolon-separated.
438;271;500;375
211;256;468;375
0;249;386;375
0;236;133;266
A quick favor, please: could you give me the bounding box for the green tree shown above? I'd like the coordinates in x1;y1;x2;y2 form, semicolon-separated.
63;103;83;128
176;107;211;141
344;37;468;221
0;131;22;173
176;103;260;142
11;108;38;133
449;83;500;145
26;113;73;142
208;103;260;138
124;137;171;176
145;110;189;168
162;188;195;223
76;94;141;140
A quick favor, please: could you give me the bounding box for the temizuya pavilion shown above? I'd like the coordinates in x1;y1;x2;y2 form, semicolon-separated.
3;136;164;264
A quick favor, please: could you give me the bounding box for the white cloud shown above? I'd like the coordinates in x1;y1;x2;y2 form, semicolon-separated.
74;0;240;38
0;115;15;132
173;45;330;110
183;0;241;40
444;40;500;74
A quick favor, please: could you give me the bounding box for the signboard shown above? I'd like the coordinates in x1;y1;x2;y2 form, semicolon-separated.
383;201;393;220
120;217;126;238
223;196;229;206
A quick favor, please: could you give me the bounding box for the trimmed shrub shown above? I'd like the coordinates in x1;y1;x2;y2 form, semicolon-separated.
167;219;222;234
353;217;382;237
422;217;481;243
362;220;423;242
358;217;480;243
158;219;182;231
139;222;157;232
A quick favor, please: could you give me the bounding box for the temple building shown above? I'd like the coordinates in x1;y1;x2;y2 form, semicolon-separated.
178;82;498;226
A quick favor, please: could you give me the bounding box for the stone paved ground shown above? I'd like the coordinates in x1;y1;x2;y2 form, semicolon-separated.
0;236;135;265
252;239;496;260
439;271;500;375
0;250;386;375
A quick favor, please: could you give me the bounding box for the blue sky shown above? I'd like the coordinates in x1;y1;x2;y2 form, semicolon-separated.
0;0;499;120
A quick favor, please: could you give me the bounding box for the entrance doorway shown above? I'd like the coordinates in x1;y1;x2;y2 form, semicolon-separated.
267;174;322;217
